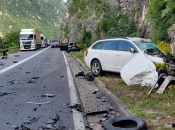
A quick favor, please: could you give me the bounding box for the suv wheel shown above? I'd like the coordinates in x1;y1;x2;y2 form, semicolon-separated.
91;60;102;77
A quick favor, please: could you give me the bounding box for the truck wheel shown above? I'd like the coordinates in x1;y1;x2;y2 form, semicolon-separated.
104;116;147;130
35;45;37;50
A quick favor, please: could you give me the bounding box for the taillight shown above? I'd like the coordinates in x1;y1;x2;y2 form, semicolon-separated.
68;46;71;48
86;51;88;56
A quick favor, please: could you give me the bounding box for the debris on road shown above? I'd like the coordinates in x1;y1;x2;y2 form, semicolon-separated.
31;77;39;80
25;72;31;74
27;94;54;105
75;71;85;77
86;110;108;116
69;102;82;112
28;80;36;83
23;117;39;124
0;62;5;66
61;75;64;78
12;124;30;130
121;52;158;88
13;61;18;63
0;91;16;97
15;55;20;57
75;71;94;81
92;89;98;94
41;94;55;97
85;72;94;81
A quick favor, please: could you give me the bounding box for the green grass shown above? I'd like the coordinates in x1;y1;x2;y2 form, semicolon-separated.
72;51;85;64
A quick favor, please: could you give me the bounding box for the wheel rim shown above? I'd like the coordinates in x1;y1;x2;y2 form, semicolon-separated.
92;62;99;74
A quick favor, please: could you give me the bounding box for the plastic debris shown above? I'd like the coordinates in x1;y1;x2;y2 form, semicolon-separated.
0;62;5;66
69;103;82;112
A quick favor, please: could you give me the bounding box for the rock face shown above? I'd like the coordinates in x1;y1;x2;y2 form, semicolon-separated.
61;0;152;43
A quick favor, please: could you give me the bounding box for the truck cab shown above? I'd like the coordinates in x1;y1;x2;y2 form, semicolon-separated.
20;29;42;51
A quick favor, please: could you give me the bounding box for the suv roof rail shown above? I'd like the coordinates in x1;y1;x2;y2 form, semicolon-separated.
101;37;128;40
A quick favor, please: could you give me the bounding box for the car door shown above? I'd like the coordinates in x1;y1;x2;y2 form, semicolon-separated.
99;40;118;71
115;40;138;72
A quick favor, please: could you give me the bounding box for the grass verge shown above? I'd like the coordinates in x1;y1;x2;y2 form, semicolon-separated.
0;48;20;56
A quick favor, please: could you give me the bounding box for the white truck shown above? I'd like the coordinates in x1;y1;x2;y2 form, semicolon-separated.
19;29;42;50
41;34;47;48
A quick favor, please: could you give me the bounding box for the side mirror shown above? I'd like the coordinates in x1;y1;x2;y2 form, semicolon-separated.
130;48;135;53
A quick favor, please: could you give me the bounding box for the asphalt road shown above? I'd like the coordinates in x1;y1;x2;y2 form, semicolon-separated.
0;47;85;130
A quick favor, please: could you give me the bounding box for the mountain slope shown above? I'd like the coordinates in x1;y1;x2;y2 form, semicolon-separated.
0;0;66;39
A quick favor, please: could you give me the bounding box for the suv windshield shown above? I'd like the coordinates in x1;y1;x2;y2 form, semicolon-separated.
134;42;165;55
20;34;33;40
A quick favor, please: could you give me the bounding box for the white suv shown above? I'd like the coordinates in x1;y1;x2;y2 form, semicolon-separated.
85;37;164;76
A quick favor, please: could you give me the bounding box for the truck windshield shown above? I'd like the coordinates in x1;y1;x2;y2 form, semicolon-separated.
20;34;33;40
52;40;59;42
41;37;43;40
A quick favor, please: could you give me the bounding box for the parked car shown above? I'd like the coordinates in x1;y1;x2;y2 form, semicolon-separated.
67;41;81;53
85;37;164;77
51;38;60;48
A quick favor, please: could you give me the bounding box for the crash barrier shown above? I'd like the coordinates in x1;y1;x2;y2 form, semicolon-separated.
104;116;147;130
0;46;20;53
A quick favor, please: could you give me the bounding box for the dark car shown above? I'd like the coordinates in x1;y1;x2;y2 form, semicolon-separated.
67;42;81;52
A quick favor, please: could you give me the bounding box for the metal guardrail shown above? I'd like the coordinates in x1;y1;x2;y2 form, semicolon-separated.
0;46;20;53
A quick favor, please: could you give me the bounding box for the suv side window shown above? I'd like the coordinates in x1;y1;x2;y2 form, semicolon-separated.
104;40;118;50
92;42;104;49
118;40;135;51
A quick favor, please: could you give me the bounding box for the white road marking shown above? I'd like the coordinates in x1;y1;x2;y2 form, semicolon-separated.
0;47;50;75
62;52;85;130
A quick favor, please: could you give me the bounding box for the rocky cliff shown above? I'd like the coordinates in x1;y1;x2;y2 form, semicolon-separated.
61;0;151;43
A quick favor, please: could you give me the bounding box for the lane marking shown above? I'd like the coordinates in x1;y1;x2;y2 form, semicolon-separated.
0;47;50;75
62;52;85;130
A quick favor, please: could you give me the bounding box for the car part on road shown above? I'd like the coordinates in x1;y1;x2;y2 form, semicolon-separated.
28;80;36;83
0;62;5;66
0;91;16;97
41;94;55;97
25;72;31;74
75;71;94;81
86;110;108;116
15;55;20;57
13;61;18;63
104;116;147;130
27;94;53;105
23;117;39;125
31;77;39;79
69;102;82;112
91;60;102;77
75;71;85;77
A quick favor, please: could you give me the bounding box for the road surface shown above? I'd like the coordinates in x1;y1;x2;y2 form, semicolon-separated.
0;47;85;130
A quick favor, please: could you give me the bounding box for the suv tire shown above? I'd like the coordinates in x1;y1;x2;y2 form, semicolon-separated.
91;60;102;77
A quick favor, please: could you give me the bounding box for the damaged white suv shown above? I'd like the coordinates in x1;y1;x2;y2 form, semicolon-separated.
85;37;164;77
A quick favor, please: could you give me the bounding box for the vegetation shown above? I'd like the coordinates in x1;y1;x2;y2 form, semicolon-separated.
96;5;140;37
0;0;66;39
147;0;175;43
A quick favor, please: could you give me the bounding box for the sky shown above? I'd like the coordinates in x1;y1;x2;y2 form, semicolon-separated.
63;0;68;3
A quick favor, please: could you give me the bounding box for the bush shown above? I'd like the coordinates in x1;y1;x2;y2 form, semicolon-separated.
157;41;171;55
96;5;139;37
147;0;175;43
81;26;92;49
3;31;20;47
